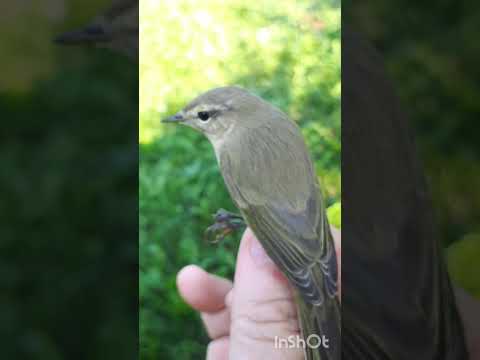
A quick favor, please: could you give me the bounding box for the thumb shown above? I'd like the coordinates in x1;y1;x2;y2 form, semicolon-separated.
228;228;303;360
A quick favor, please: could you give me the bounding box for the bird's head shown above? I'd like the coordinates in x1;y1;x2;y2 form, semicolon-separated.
54;0;138;60
162;86;276;146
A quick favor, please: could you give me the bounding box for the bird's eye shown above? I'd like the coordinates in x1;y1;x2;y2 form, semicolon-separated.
197;111;210;121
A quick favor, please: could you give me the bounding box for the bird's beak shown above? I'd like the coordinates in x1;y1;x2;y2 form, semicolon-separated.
54;25;111;45
162;113;185;123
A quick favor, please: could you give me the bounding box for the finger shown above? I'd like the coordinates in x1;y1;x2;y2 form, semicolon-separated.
206;337;229;360
229;229;302;360
233;229;296;315
201;309;231;339
177;265;233;313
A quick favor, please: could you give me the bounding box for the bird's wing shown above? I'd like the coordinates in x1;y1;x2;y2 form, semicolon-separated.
220;121;338;305
246;200;338;305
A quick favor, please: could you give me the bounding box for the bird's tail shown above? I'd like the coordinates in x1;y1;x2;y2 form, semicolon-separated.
296;281;341;360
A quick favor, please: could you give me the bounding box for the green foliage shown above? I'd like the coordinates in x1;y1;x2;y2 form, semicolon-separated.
327;202;342;229
1;53;138;358
140;1;340;359
2;1;138;358
447;234;480;299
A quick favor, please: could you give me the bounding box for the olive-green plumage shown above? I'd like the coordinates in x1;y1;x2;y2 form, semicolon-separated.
164;86;341;360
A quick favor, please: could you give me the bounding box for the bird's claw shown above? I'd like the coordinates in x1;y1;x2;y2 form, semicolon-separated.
204;208;245;244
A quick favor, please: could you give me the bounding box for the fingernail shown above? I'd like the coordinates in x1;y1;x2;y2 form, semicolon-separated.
249;237;273;266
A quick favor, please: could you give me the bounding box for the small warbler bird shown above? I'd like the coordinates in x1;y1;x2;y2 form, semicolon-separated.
163;86;341;360
55;0;138;60
341;28;468;359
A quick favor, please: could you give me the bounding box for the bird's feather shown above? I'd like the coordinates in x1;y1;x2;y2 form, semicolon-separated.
219;117;341;359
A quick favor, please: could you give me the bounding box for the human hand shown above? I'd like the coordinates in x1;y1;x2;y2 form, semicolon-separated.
177;227;341;360
454;286;480;359
177;227;480;360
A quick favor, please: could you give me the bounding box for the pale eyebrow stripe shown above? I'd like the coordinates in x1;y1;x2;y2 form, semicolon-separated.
185;104;227;114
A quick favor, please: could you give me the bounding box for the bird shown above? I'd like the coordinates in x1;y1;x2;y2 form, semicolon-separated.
163;86;341;360
340;27;468;359
54;0;138;60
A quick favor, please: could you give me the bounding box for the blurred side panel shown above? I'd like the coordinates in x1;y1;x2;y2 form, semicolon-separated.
341;0;478;358
0;1;138;359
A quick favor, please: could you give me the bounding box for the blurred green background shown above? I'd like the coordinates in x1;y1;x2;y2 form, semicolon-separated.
1;1;137;359
139;0;340;359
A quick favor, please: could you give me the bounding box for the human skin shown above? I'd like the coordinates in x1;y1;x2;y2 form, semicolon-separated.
177;228;479;360
177;227;340;360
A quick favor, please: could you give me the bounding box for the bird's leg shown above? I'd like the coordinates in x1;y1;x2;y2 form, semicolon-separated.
205;208;246;244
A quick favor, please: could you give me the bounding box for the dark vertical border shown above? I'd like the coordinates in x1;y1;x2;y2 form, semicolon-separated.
342;2;473;357
0;1;139;359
